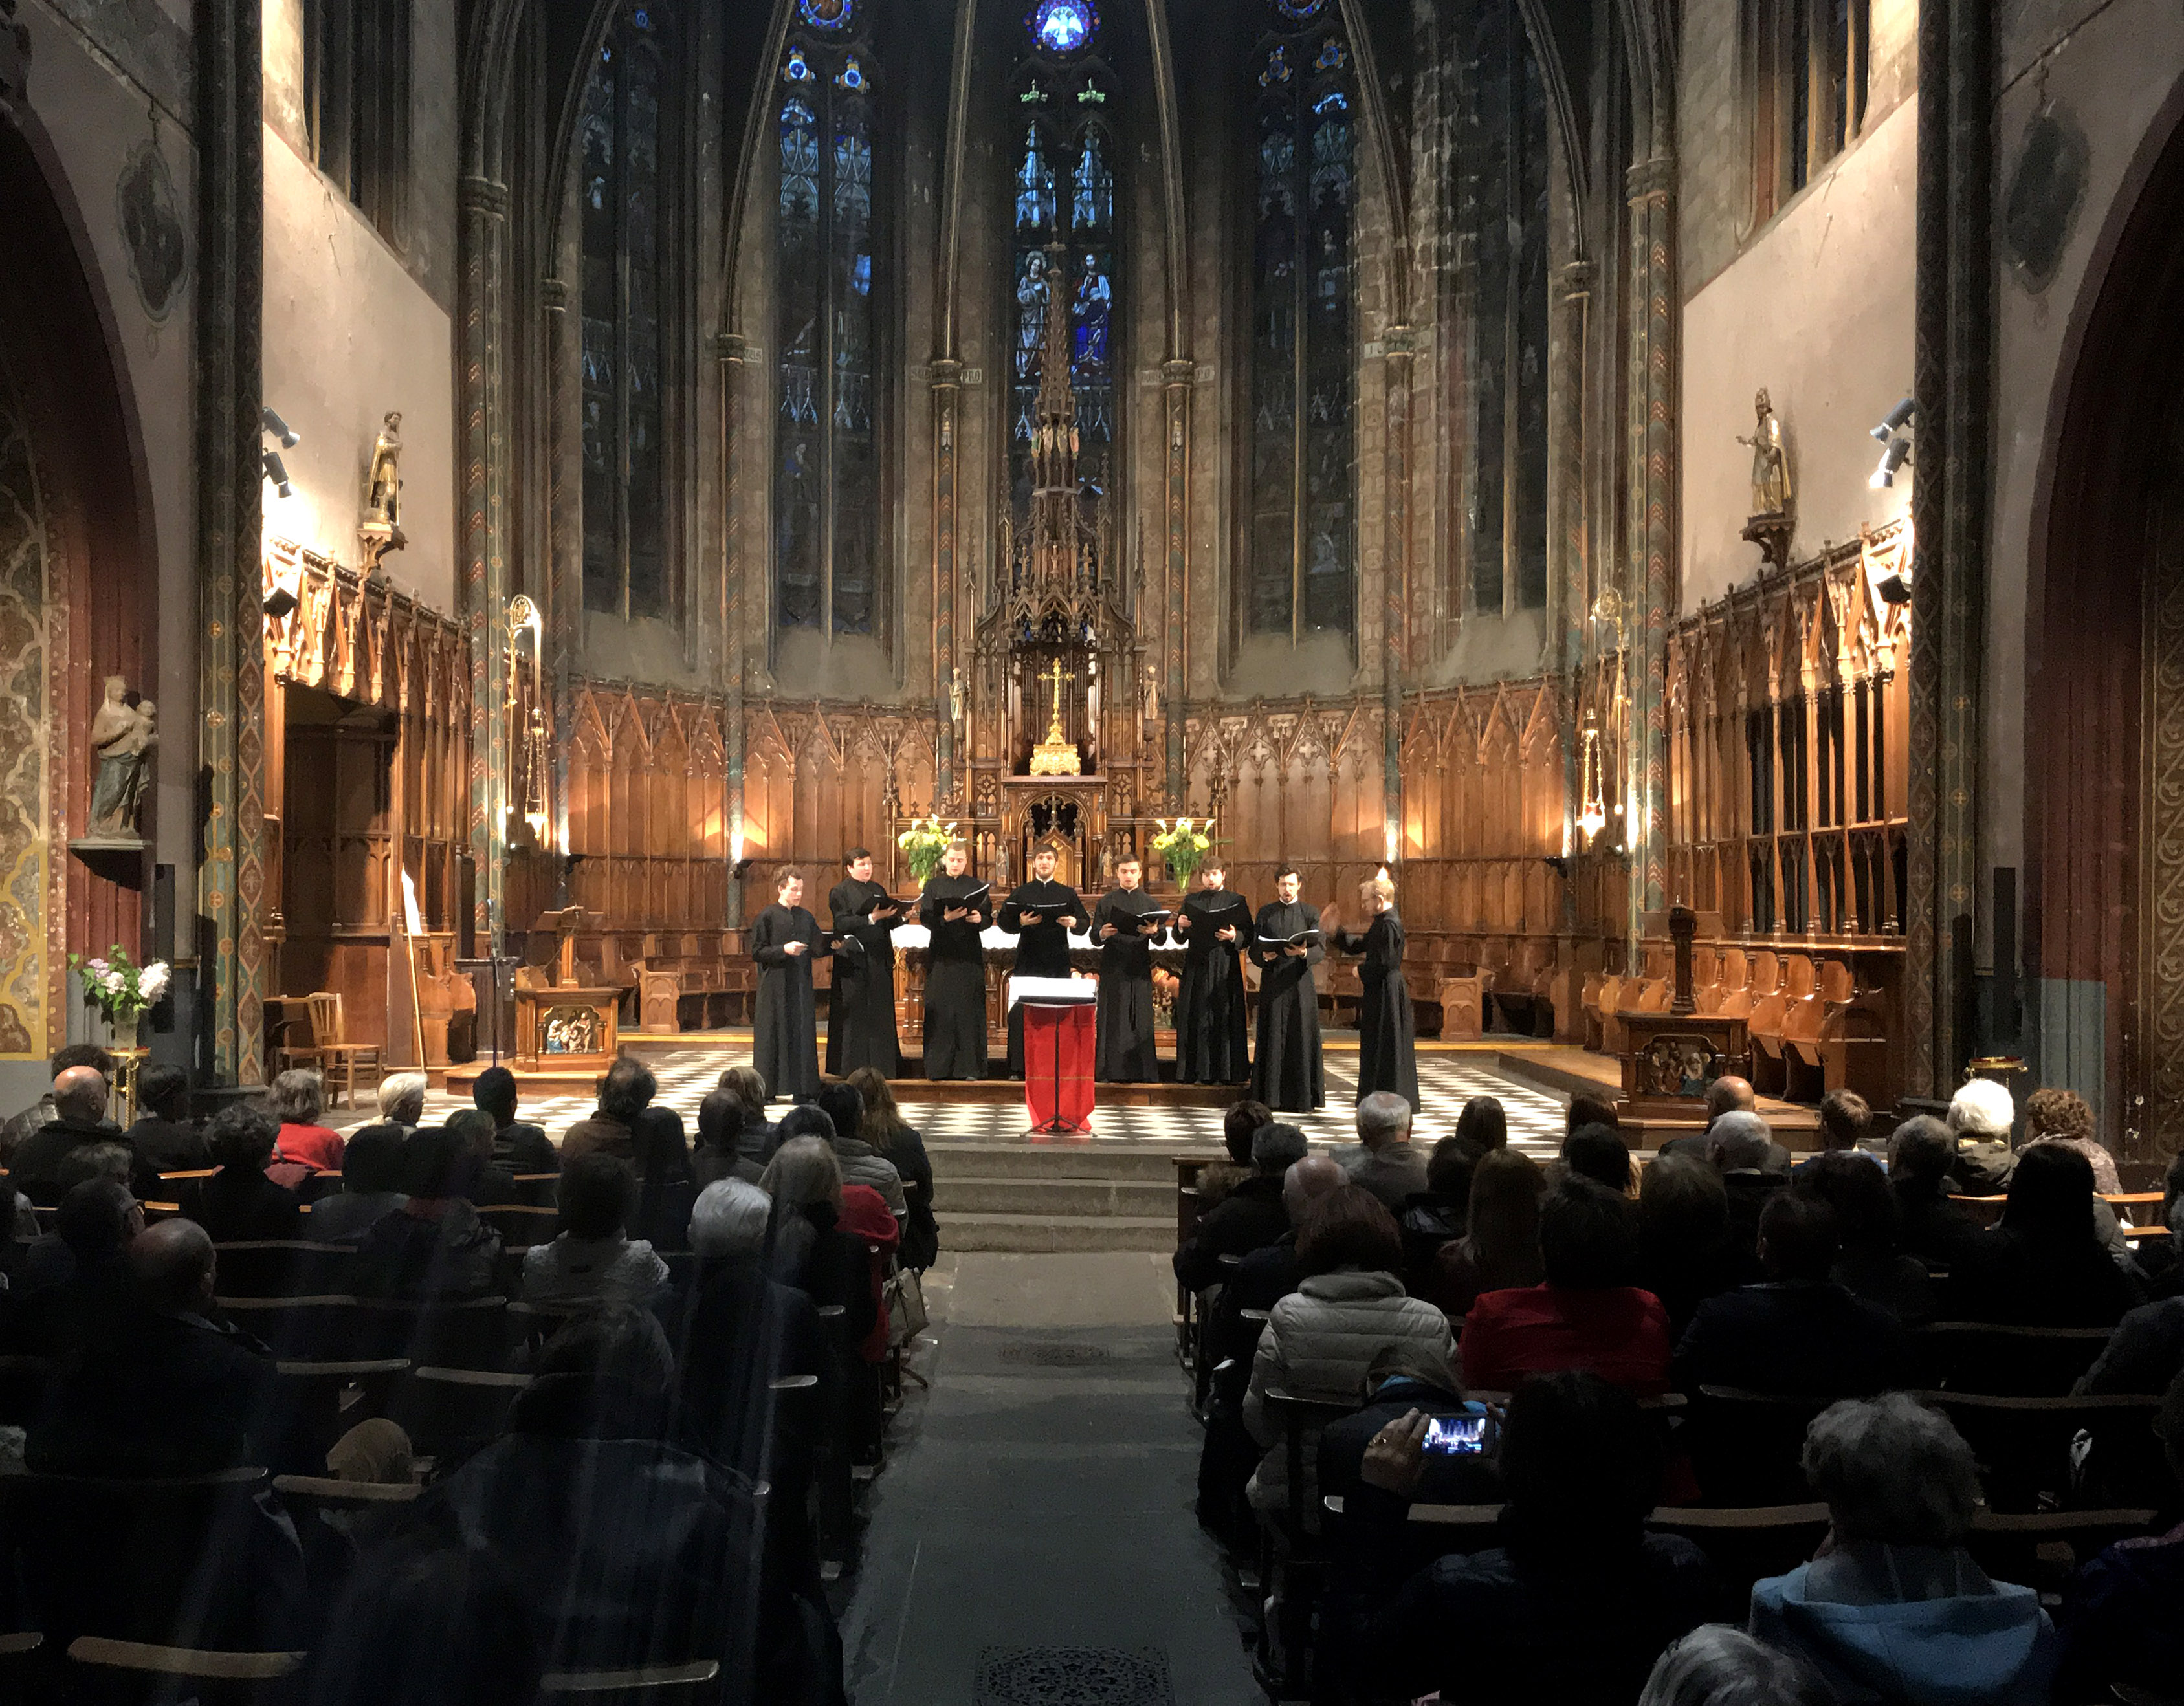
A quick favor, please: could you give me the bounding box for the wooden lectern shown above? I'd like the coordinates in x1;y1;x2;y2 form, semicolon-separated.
1617;904;1752;1144
514;907;621;1070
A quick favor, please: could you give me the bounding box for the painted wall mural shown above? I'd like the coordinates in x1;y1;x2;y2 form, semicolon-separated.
0;345;48;1057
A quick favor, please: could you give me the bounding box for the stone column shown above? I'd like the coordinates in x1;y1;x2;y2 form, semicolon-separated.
544;276;575;910
195;0;267;1083
1382;326;1415;860
720;331;747;927
1554;259;1593;873
931;358;962;809
459;175;511;956
1162;358;1192;805
1625;153;1676;943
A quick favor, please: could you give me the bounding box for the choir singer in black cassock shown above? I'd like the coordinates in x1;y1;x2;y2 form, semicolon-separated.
918;844;991;1080
1327;871;1419;1110
825;847;905;1078
1173;860;1253;1084
1249;865;1324;1111
1092;854;1167;1082
999;845;1085;1079
752;870;832;1101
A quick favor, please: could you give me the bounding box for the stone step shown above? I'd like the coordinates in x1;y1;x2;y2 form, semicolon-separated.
935;1211;1175;1253
937;1176;1174;1218
925;1142;1213;1182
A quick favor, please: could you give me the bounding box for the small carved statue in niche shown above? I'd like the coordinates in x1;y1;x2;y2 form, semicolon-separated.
360;410;408;572
1738;389;1793;518
87;677;155;839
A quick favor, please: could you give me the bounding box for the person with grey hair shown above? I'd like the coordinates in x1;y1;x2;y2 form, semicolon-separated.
1638;1625;1832;1706
760;1135;877;1346
1712;1110;1791;1264
375;1071;429;1135
269;1067;345;1173
1750;1394;2058;1703
1175;1121;1310;1293
1340;1090;1429;1212
689;1177;773;1262
1889;1113;1987;1271
1945;1077;2018;1194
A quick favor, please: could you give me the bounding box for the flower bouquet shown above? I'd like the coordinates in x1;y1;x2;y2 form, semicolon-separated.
68;943;171;1035
1151;967;1180;1031
1149;816;1215;888
896;813;959;884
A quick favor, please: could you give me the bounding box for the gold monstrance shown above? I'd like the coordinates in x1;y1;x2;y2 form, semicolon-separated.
1030;657;1082;775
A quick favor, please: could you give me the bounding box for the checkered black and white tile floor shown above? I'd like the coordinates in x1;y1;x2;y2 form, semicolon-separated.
390;1042;1572;1159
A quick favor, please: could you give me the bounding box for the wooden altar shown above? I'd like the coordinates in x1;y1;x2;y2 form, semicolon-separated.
513;907;619;1071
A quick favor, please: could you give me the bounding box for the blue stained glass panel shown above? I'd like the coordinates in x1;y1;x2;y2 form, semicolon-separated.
1015;124;1056;234
798;0;852;31
1030;0;1094;53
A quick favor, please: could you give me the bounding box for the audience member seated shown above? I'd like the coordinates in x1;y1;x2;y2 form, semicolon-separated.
1794;1089;1877;1179
2078;1292;2184;1395
761;1135;879;1348
1749;1394;2059;1705
1194;1099;1272;1216
1337;1372;1725;1706
1889;1115;1987;1272
0;1177;142;1354
2020;1085;2122;1192
126;1062;210;1173
1637;1625;1834;1706
850;1066;938;1270
2053;1369;2184;1701
1242;1185;1453;1516
1174;1121;1310;1293
1563;1122;1635;1194
522;1152;670;1308
1339;1091;1431;1211
1945;1077;2018;1194
1459;1093;1511;1152
1195;1154;1347;1539
717;1064;780;1159
1462;1176;1673;1397
631;1106;698;1253
1398;1133;1478;1289
1675;1189;1915;1397
375;1071;430;1138
9;1062;148;1205
446;1108;520;1207
815;1080;906;1215
695;1089;760;1188
181;1101;305;1241
1317;1344;1501;1516
269;1067;346;1175
307;1124;410;1244
410;1307;833;1684
301;1530;542;1706
560;1056;655;1163
1567;1092;1622;1139
1948;1143;2145;1327
472;1064;557;1176
1657;1076;1758;1163
1638;1154;1760;1340
27;1218;276;1474
350;1126;503;1301
0;1044;115;1165
1713;1111;1791;1260
1426;1147;1546;1320
1800;1149;1937;1326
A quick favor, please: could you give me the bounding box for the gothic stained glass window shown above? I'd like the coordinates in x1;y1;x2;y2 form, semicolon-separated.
774;10;881;635
579;4;668;618
1008;4;1118;526
1248;0;1354;640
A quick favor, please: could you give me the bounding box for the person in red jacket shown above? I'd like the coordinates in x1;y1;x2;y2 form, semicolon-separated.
1461;1176;1672;1398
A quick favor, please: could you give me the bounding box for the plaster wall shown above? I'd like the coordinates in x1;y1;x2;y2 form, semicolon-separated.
260;125;458;618
1679;94;1916;611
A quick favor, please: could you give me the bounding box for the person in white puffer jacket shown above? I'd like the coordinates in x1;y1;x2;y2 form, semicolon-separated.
1243;1183;1456;1516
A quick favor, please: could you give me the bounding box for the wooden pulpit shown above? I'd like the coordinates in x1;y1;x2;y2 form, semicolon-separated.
514;907;619;1070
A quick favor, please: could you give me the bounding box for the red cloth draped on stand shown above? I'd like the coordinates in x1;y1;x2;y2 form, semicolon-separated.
1023;1004;1096;1135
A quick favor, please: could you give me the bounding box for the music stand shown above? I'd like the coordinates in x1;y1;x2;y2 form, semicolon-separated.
1008;976;1098;1137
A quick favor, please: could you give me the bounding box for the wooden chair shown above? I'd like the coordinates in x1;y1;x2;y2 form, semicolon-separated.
1914;1391;2168;1511
270;1357;412;1470
1963;1507;2160;1588
305;990;382;1110
1686;1386;1831;1506
482;1203;564;1250
213;1239;357;1299
1647;1502;1833;1593
1255;1388;1360;1699
1916;1321;2116;1396
538;1660;722;1699
216;1293;361;1362
67;1634;304;1701
386;1365;530;1462
351;1295;515;1370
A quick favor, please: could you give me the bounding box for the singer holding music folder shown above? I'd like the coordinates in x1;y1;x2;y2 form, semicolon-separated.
1092;854;1167;1082
1173;860;1252;1084
826;847;906;1078
752;870;832;1101
918;844;992;1080
999;846;1085;1079
1250;866;1325;1110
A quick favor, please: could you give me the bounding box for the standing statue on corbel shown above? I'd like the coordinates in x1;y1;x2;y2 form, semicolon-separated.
359;411;408;576
1738;389;1794;571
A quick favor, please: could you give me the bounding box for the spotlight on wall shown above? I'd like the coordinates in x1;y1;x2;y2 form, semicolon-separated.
1869;397;1915;443
261;450;294;498
1870;435;1912;489
260;406;301;448
263;585;299;620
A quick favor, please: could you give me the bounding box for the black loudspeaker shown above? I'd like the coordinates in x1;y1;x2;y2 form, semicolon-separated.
1992;866;2018;1046
152;863;176;963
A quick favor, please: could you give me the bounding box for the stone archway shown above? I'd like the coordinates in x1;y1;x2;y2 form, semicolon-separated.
2029;100;2184;1161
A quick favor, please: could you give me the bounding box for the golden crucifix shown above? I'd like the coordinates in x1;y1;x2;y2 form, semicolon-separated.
1029;657;1083;776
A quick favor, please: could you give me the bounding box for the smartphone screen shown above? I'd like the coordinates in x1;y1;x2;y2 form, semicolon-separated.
1421;1412;1488;1456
